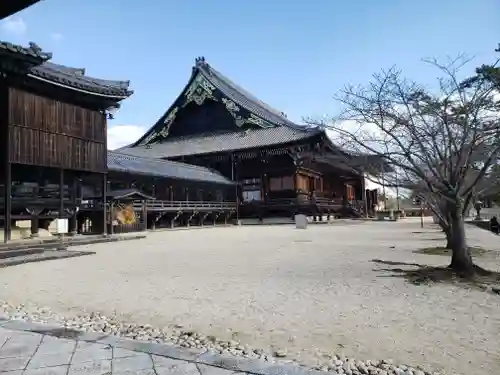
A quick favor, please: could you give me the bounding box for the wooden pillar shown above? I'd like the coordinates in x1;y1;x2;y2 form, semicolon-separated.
109;201;114;235
151;184;156;230
102;174;107;235
142;200;147;231
30;218;39;238
2;82;11;243
69;176;78;235
3;161;11;243
360;170;368;217
59;168;64;220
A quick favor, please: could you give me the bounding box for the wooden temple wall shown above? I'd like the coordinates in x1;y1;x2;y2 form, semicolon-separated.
106;172;235;202
7;87;107;172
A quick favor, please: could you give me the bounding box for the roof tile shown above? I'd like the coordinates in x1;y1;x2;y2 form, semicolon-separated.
119;126;322;158
107;151;234;185
0;40;51;61
31;62;133;98
197;59;302;129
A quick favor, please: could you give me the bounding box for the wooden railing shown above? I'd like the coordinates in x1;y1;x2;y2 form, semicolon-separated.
135;200;237;211
80;199;237;211
243;197;361;209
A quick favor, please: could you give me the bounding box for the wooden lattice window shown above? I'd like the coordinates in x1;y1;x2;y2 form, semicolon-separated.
269;176;294;191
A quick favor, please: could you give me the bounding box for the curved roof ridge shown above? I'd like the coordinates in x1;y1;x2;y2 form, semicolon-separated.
195;58;305;130
31;61;133;97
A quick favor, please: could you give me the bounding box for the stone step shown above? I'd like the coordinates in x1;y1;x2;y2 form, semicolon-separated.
0;233;146;251
0;248;45;259
0;250;95;268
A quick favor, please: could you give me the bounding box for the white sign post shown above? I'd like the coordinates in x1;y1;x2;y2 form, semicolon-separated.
55;218;68;250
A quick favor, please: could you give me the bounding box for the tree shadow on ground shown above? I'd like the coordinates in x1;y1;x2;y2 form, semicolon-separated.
372;259;500;292
413;246;491;257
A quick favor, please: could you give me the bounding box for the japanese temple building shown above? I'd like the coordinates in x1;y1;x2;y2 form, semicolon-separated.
118;57;380;219
0;42;236;241
0;1;383;241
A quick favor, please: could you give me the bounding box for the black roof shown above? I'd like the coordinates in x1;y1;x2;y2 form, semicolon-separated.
0;0;40;20
107;151;234;185
0;40;133;98
31;62;133;98
107;189;155;201
133;57;311;147
84;188;155;201
119;126;322;158
194;57;302;129
0;41;51;64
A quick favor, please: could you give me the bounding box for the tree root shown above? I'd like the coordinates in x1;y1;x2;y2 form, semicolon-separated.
372;259;500;291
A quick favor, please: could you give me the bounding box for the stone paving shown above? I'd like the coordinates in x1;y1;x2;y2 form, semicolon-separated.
0;319;314;375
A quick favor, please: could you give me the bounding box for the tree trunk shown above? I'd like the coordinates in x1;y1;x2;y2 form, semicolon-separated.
444;228;452;249
448;207;474;274
436;216;452;249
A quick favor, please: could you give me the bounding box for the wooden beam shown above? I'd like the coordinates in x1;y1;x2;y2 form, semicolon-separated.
59;168;64;221
4;161;11;243
102;174;107;235
3;82;11;243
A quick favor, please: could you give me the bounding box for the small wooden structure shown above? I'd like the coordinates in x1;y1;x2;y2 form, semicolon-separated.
81;189;152;235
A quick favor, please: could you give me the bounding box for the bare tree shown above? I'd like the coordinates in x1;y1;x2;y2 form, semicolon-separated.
308;56;500;275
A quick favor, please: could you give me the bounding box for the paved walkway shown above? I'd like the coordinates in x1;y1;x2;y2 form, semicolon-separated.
0;320;313;375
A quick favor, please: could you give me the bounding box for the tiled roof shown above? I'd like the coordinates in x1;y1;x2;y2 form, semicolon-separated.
0;40;133;98
196;58;303;129
0;41;52;62
31;62;133;98
107;151;234;185
118;126;323;158
131;57;313;147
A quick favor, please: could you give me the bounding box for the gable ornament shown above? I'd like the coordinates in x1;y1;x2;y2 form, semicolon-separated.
221;98;274;128
184;75;217;106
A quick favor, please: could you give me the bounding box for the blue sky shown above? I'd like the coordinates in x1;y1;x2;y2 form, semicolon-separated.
1;0;499;148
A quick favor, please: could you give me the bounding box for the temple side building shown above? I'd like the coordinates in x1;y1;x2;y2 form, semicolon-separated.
0;43;236;241
118;57;380;218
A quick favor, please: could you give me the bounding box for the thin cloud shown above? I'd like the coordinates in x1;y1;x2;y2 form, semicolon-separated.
50;32;64;42
107;124;146;150
1;17;27;35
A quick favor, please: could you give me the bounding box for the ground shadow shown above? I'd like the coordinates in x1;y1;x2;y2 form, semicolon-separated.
413;246;490;257
372;259;500;292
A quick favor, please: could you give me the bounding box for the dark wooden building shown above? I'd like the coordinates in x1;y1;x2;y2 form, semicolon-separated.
0;42;236;242
0;40;134;241
118;57;377;218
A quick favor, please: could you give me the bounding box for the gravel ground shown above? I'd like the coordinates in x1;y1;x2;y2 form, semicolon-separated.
0;220;499;375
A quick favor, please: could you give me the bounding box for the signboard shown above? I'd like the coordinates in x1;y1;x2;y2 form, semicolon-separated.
55;218;68;234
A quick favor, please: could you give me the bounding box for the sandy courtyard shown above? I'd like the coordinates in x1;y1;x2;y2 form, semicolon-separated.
0;220;499;374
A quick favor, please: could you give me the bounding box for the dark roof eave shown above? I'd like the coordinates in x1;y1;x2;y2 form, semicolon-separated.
108;150;234;185
0;0;41;20
108;167;235;186
28;72;133;99
118;128;323;159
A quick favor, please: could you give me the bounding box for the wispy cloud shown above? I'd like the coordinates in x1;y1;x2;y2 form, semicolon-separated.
107;124;146;150
50;32;64;43
1;17;27;36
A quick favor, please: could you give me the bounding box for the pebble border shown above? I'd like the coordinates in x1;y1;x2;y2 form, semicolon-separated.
0;317;325;375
